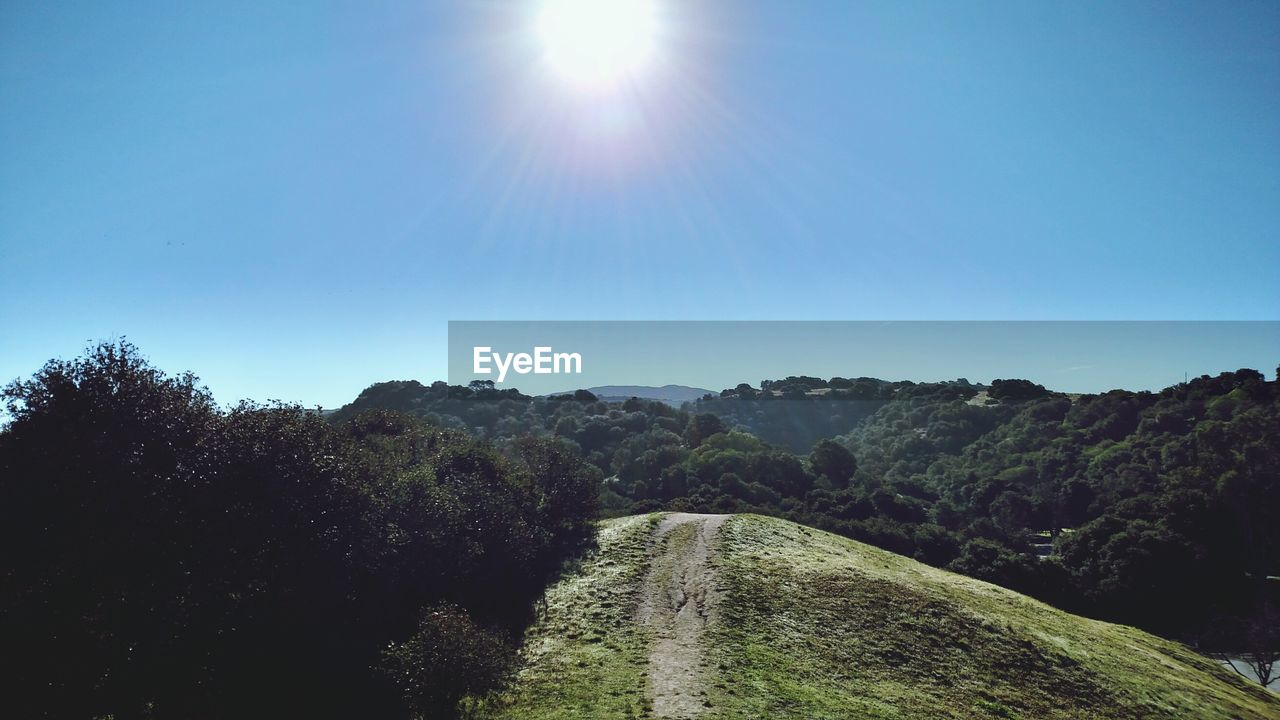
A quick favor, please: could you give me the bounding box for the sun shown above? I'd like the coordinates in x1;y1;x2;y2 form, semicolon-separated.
536;0;659;91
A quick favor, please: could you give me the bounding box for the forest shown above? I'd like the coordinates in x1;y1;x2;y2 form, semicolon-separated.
3;343;1276;718
333;367;1280;655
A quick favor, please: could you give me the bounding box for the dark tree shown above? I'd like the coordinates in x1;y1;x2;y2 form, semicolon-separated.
684;412;727;448
382;605;515;719
809;439;857;488
0;342;602;720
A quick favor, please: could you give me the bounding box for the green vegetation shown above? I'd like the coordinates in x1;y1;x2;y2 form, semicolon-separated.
489;513;1280;719
0;342;601;719
706;515;1277;719
6;341;1274;717
333;369;1280;656
479;514;659;719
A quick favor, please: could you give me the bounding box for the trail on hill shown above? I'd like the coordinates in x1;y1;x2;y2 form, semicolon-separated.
636;513;728;719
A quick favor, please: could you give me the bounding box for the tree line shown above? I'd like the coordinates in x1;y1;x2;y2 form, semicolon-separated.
0;342;600;719
331;367;1280;666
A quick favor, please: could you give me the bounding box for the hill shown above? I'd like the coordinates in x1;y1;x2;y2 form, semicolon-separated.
569;385;715;406
478;513;1279;719
326;370;1279;648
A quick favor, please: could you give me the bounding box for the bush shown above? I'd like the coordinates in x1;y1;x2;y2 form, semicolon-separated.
382;605;515;719
0;342;600;719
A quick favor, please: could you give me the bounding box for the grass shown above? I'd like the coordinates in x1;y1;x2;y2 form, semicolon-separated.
704;514;1279;719
478;513;1280;719
475;514;660;719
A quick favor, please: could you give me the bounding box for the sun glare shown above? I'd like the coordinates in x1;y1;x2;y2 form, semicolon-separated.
536;0;659;91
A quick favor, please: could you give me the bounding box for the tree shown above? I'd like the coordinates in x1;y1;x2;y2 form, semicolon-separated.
517;436;602;553
990;490;1035;532
1054;478;1095;531
1;341;221;718
989;378;1049;403
382;604;514;719
684;412;726;448
1214;601;1280;689
0;342;604;719
809;439;857;488
948;538;1043;596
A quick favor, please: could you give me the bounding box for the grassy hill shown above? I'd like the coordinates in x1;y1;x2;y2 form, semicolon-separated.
477;513;1279;720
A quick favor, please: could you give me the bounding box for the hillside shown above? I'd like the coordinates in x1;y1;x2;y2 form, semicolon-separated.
479;513;1279;720
566;385;715;406
327;370;1280;649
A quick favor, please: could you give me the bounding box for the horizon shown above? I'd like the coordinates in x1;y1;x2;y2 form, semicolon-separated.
6;320;1276;410
447;320;1280;405
386;367;1279;405
527;366;1280;400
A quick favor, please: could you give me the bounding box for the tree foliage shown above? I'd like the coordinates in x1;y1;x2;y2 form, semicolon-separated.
329;367;1280;653
0;342;600;718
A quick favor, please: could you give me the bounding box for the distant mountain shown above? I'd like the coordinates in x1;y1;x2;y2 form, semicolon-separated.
569;384;714;406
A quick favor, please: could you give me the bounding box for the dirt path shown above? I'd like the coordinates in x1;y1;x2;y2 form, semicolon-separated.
636;513;729;719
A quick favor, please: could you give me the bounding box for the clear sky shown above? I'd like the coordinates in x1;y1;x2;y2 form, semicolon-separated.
2;1;1278;407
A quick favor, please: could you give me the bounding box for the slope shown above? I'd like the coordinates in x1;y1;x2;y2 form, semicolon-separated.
478;513;1280;720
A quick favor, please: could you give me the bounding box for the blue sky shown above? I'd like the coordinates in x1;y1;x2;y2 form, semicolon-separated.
2;1;1278;407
